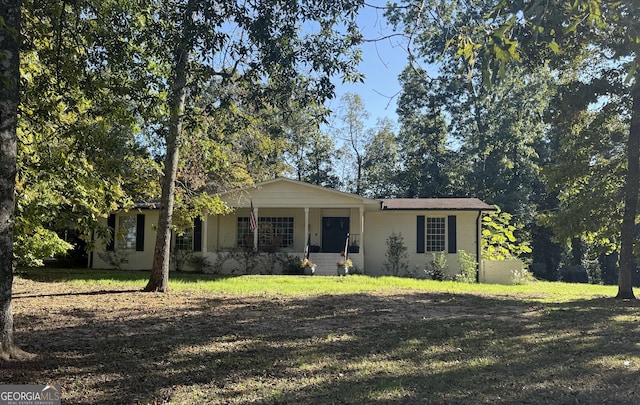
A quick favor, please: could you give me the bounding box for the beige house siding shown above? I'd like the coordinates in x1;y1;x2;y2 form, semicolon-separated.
363;210;481;277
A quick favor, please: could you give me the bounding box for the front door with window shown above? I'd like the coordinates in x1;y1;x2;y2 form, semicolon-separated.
322;217;349;253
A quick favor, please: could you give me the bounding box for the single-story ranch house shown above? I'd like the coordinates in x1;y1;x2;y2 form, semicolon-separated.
91;178;498;278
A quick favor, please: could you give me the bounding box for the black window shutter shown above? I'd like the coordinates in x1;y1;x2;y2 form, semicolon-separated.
417;215;425;253
106;214;116;251
448;215;457;253
136;214;145;251
193;217;202;252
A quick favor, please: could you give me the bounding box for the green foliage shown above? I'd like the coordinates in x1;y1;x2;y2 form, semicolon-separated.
181;82;300;189
530;226;563;281
539;74;628;255
383;232;409;276
456;250;477;283
482;208;532;260
425;252;448;281
14;0;163;266
333;93;371;194
172;192;231;234
186;255;211;274
529;263;546;279
387;2;555;213
281;103;336;186
395;66;454;198
280;255;304;275
361;118;401;198
301;130;341;188
171;249;213;273
447;0;640;297
13;227;73;267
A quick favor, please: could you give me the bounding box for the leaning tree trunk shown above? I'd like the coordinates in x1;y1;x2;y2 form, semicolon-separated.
617;60;640;300
143;34;190;293
0;0;31;360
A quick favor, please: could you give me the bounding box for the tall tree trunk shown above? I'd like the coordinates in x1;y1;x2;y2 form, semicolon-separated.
0;0;31;360
356;154;363;195
617;61;640;300
143;32;190;293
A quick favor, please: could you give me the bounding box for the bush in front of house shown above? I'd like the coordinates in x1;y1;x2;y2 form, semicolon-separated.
456;250;477;283
384;232;409;276
425;252;448;281
183;254;212;273
281;255;304;275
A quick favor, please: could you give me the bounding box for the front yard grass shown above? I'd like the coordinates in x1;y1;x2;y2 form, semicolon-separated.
4;268;640;404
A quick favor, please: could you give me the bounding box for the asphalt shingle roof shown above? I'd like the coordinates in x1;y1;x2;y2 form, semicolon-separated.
378;198;496;211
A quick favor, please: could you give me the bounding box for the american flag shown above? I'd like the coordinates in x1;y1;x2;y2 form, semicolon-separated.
250;200;258;232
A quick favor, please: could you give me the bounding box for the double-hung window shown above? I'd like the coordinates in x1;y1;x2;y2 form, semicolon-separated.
117;215;138;251
175;229;194;251
173;218;202;252
417;215;457;254
426;217;446;252
106;213;145;252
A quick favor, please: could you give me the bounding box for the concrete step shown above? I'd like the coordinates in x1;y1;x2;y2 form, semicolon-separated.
306;253;347;276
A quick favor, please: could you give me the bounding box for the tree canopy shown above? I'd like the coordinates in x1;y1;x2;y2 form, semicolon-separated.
386;0;639;298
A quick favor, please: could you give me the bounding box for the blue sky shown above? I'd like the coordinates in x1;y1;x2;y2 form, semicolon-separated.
326;3;410;130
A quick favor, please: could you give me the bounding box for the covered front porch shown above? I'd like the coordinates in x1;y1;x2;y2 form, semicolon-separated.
196;178;378;275
198;206;365;274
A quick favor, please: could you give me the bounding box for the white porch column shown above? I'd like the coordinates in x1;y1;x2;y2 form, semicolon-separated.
304;207;309;250
359;206;365;273
253;207;259;251
477;210;483;282
202;216;208;253
359;206;364;247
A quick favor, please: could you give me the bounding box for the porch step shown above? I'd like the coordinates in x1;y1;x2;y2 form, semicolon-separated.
307;253;345;276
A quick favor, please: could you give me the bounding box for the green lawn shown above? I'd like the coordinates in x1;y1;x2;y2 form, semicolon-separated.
20;267;619;302
5;268;640;404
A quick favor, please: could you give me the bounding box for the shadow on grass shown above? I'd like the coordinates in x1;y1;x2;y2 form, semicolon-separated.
17;267;235;284
12;289;142;299
4;284;640;404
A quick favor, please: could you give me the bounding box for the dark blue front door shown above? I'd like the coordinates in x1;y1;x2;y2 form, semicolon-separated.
322;217;349;253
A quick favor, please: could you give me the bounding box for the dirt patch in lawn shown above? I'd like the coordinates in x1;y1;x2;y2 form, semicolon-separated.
3;276;640;404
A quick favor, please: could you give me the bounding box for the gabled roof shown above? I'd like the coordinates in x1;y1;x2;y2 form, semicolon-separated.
244;177;375;202
220;177;380;208
132;179;495;212
379;198;496;211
